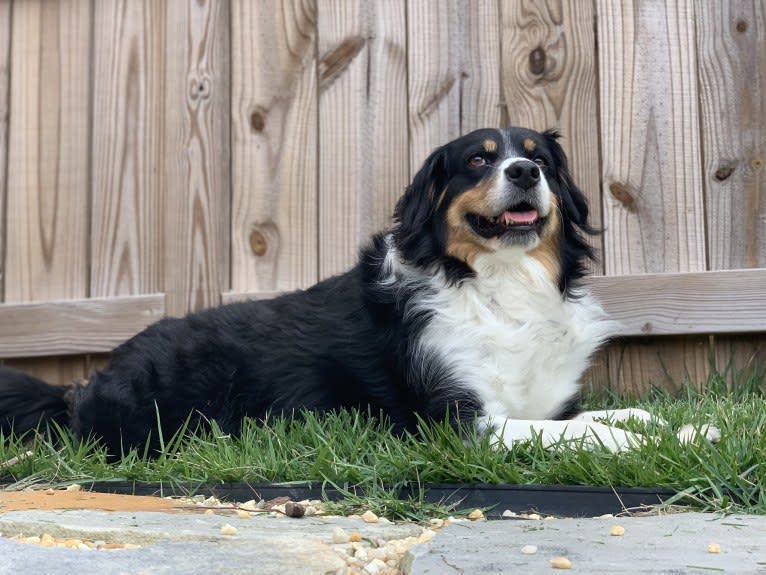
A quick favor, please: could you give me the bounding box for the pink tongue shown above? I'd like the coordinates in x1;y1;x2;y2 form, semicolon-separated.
503;209;538;224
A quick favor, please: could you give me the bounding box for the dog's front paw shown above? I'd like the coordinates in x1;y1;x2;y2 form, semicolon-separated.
677;423;721;445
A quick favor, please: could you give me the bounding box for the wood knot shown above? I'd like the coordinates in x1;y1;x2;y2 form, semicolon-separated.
249;230;268;256
736;19;748;33
609;182;638;213
319;36;366;89
713;163;736;181
752;157;764;170
189;76;211;101
249;108;266;132
529;47;547;76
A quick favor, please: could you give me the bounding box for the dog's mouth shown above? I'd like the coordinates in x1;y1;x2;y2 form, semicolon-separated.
466;202;544;239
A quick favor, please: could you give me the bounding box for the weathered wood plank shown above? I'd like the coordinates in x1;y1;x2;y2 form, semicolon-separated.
596;0;709;392
90;0;165;297
231;0;318;293
4;0;91;383
0;295;165;359
500;0;602;269
695;0;766;382
696;0;766;271
6;0;90;302
317;0;408;278
0;0;9;302
164;0;230;315
589;269;766;336
461;0;502;132
407;0;461;175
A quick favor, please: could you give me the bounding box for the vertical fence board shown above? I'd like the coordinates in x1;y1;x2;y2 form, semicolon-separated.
164;0;230;315
0;0;9;305
461;0;502;133
4;0;91;384
317;0;408;278
407;0;461;175
367;1;409;238
696;0;766;381
500;0;602;264
230;0;318;294
597;0;709;394
91;0;165;298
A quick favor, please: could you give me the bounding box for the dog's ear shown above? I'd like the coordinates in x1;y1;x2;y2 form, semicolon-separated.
543;130;595;233
393;146;448;263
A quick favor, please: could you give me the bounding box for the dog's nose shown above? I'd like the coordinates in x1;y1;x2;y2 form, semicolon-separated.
504;160;541;190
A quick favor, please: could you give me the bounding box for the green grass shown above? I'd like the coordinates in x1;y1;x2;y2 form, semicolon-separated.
1;367;764;520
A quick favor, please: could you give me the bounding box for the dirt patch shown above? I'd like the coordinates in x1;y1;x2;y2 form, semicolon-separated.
0;490;185;513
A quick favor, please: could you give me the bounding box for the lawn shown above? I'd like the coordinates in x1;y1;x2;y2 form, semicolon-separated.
1;367;764;520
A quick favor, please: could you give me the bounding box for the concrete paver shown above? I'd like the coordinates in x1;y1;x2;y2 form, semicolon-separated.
0;508;765;574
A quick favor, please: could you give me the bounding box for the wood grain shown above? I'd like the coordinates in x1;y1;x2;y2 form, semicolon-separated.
596;0;709;392
4;0;91;383
0;295;165;359
696;0;766;271
164;0;230;315
90;0;165;297
461;0;503;132
500;0;602;270
694;1;766;383
589;269;766;336
317;0;408;278
0;0;9;302
407;0;461;176
231;0;318;293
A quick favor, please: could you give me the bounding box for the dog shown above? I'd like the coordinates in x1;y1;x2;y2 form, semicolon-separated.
0;127;716;455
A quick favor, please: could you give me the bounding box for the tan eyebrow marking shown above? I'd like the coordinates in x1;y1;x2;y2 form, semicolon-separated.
483;139;497;153
523;138;537;152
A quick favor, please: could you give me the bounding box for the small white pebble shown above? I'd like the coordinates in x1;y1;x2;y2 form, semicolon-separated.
220;524;238;536
430;518;445;529
204;509;215;516
236;509;251;519
364;558;388;575
708;542;721;554
65;484;81;492
550;556;572;569
240;500;258;511
361;510;379;523
610;525;626;536
597;513;614;519
521;545;538;555
528;513;541;521
502;509;517;519
332;527;350;544
468;509;485;521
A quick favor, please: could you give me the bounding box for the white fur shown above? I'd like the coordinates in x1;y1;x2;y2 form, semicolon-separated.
412;248;613;421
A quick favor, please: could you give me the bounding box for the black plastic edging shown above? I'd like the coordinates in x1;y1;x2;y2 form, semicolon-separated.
63;481;676;518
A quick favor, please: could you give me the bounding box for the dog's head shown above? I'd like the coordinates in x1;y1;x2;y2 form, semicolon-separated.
393;127;596;294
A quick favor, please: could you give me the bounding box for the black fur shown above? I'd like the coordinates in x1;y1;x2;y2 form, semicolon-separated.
0;127;595;455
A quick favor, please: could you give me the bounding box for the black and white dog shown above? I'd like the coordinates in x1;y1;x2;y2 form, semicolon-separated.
0;127;715;455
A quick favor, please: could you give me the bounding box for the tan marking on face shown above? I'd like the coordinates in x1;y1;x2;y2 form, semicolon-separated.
529;195;561;283
445;179;497;267
523;138;537;152
483;139;498;153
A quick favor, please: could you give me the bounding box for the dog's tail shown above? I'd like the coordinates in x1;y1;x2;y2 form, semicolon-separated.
0;366;73;436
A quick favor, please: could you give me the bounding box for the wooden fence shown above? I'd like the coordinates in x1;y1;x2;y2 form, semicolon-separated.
0;0;764;394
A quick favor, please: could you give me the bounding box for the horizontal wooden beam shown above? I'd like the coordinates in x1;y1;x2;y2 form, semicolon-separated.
1;269;764;359
221;290;284;304
0;295;165;358
588;269;766;337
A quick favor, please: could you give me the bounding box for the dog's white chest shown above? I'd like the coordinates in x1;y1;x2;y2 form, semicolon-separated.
416;256;610;420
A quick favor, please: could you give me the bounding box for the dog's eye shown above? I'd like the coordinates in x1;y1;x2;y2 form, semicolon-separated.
533;156;546;168
468;155;487;168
